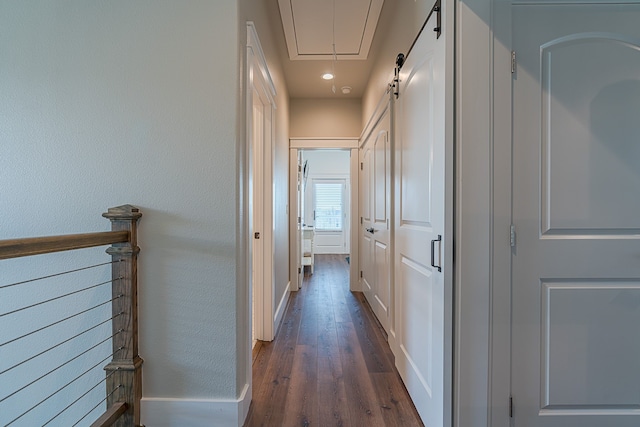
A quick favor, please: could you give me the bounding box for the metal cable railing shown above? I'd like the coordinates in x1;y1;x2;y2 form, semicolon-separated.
0;205;142;427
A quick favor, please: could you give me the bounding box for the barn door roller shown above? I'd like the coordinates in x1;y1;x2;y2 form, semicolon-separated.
391;0;442;99
432;0;442;39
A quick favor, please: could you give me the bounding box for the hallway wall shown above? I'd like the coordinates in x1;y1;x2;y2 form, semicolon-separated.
1;1;289;425
239;0;292;409
290;98;362;138
243;1;291;320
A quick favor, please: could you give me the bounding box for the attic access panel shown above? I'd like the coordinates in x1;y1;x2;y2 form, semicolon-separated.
278;0;384;60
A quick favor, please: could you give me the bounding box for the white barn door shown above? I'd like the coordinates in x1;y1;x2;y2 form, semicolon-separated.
394;19;447;426
511;4;640;426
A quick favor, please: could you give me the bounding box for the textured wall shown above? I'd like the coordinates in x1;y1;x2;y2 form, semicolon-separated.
290;98;362;138
238;0;292;398
0;0;239;410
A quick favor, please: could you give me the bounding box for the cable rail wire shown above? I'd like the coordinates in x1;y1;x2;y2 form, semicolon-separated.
0;260;121;290
1;205;142;425
0;295;122;348
3;348;123;426
71;384;121;427
0;277;122;318
43;374;120;427
0;314;123;376
0;330;122;404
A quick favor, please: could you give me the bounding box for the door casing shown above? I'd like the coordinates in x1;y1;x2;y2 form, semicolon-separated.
289;139;359;292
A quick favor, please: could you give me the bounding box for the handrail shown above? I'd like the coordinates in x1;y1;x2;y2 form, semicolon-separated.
90;402;128;427
0;231;129;260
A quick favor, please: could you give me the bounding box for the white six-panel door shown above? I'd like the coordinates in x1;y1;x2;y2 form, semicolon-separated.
394;20;447;426
511;4;640;426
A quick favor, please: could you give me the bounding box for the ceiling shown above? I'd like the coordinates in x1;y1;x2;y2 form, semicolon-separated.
278;0;384;60
270;0;392;99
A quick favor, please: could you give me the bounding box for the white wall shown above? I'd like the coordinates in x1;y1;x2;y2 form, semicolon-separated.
0;1;285;425
290;98;362;138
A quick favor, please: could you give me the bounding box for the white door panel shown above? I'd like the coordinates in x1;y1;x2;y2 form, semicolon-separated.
372;126;391;331
374;240;389;315
512;5;640;426
360;109;392;333
394;19;446;426
361;233;373;294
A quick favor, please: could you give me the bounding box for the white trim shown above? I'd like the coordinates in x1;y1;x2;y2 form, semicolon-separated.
443;3;456;427
490;1;513;426
360;88;392;145
274;281;291;333
141;384;251;427
289;144;359;291
247;22;276;99
349;148;359;291
453;0;500;427
290;138;359;149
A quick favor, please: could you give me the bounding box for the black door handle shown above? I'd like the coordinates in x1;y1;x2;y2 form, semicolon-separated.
431;234;442;272
365;227;375;233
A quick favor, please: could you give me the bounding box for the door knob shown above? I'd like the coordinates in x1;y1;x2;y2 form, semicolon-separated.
365;227;375;233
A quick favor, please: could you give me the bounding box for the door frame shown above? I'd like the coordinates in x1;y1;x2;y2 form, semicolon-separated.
454;1;512;426
247;22;277;344
289;138;359;291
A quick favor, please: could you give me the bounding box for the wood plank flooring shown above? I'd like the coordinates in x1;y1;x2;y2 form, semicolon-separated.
244;254;423;427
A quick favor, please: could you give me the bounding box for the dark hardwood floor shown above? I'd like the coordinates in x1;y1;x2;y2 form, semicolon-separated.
244;254;424;427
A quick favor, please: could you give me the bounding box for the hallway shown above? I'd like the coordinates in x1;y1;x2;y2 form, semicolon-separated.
245;255;423;427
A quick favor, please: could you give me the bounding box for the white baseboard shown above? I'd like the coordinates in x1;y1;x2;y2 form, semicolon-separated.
141;383;251;427
273;281;290;334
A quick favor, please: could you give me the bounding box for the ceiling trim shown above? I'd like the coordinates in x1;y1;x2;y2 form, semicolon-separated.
278;0;384;61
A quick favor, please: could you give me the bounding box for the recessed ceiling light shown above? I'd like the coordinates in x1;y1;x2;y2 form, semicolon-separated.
322;73;334;80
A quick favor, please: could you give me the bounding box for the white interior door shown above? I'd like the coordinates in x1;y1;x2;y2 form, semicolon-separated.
511;4;640;426
360;140;375;305
360;107;392;334
251;90;264;344
248;34;276;341
394;21;447;426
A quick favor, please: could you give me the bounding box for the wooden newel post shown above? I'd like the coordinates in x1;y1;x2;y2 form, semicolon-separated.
103;205;143;427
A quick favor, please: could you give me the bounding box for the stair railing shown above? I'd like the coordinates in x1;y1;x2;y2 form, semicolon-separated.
0;204;142;427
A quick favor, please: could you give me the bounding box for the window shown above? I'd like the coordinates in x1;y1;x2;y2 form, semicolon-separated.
313;181;344;231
